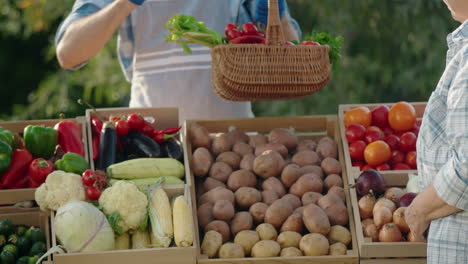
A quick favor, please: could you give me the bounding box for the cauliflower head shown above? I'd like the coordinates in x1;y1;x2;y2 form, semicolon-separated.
98;181;148;234
35;170;86;211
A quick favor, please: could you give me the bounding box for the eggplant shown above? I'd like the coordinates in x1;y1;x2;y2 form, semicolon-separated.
160;137;184;161
97;122;117;170
125;130;161;158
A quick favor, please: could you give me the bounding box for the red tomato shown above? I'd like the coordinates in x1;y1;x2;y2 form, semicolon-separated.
349;140;367;160
225;23;242;40
376;163;391;171
364;129;384;144
301;40;320;46
345;124;366;143
410;124;420;137
405;151;417;169
394;163;411;170
371;105;390;128
366;126;383;133
383;126;395;136
388;102;417;131
390;150;405;165
384;134;400;150
86;186;101;201
94;170;108;189
362;165;375;171
115;119;130;136
399;132;417;152
127;114;145;132
82;169;96;186
352;161;365;170
364;140;391;166
109;115;120;122
284;41;295;46
141;122;155;137
241;22;258;35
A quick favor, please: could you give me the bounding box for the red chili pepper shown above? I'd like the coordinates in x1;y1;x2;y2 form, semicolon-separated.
91;116;103;135
1;149;33;188
28;158;54;185
153;133;177;144
230;35;265;44
92;134;100;160
162;126;182;135
9;174;30;189
54;120;85;157
141;122;155;137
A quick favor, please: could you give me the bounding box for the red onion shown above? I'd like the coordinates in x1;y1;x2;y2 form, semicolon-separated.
355;169;386;197
399;193;417;207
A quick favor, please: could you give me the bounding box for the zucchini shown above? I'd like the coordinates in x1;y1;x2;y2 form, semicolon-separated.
161;138;183;161
125;131;161;158
97;122;117;170
107;158;185;179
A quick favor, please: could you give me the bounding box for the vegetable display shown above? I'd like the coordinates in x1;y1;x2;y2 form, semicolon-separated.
55;152;89;175
190;123;352;258
23;125;57;159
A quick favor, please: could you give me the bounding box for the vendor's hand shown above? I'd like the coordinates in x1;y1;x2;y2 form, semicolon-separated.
255;0;286;26
405;201;430;241
128;0;145;6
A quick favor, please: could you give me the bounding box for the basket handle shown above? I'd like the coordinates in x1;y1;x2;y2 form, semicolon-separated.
265;0;286;45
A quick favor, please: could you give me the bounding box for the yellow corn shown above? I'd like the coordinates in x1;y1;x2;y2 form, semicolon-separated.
115;232;130;250
173;195;194;247
148;185;173;247
131;229;151;249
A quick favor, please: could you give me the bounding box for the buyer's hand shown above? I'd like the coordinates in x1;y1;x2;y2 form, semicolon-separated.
405;201;430;241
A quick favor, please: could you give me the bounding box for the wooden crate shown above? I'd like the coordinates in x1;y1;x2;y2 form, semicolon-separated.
338;103;426;183
349;169;427;259
0;117;89;204
360;258;426;264
0;208;52;262
51;184;197;264
184;115;359;264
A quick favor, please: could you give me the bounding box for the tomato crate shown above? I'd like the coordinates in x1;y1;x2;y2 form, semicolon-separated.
50;184;197;264
349;170;427;259
0;117;89;205
338;103;426;183
184;115;359;264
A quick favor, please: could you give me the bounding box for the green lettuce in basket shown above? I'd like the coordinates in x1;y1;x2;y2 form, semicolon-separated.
308;32;344;71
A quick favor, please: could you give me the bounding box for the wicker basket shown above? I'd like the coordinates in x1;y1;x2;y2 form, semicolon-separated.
211;0;331;101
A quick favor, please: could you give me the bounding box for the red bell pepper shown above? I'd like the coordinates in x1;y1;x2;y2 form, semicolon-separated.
28;176;42;188
91;116;103;135
9;174;30;189
54;120;85;157
92;134;100;160
1;149;33;188
29;158;54;185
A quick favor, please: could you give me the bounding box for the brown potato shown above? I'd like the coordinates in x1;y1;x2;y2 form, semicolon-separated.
189;123;211;149
302;204;331;235
201;231;222;258
212;133;234;156
227;128;250;144
204;177;226;191
209;162;232;183
262;177;286;197
205;220;230;242
212;200;235;222
251;240;281;257
192;147;213;177
289;174;323;197
297;139;317;152
324;174;344;190
321;158;342;175
327;225;352;246
240;154;255;171
293;206;304;216
262;190;279;205
299;165;324;179
280;213;304;233
253;150;285;179
235;187;262;209
318;193;348;225
280;247;303;257
256;223;278;240
281;164;301;188
292;151;320;167
216;152;241;170
249;134;268;148
329;242;347;255
227;169;257;192
300;233;329;256
234;230;259;256
249;202;269;223
233;142;254;156
277;231;302;249
318;192;344;209
268;128;298;151
231;212;253;236
328;186;346;202
197;203;214;229
281;194;302;210
199;187;235;206
316;138;338;159
196;179;205;201
302;192;323;206
219;243;245;258
255;143;288;158
264;199;293;229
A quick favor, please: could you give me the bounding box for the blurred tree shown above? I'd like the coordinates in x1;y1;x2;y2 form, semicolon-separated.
0;0;458;120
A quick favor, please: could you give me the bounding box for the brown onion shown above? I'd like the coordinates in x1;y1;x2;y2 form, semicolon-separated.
373;198;396;214
407;231;427;243
358;194;376;219
393;207;410;233
361;218;375;230
364;223;379;242
384;187;405;207
374;207;393;228
379;223;403;242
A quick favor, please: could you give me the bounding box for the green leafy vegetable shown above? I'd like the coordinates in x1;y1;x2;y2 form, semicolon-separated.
309;32;344;71
165;14;224;53
107;212;124;236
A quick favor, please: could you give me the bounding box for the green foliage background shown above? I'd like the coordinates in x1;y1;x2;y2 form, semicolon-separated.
0;0;457;120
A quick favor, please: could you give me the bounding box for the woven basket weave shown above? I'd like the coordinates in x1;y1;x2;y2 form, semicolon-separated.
211;0;331;101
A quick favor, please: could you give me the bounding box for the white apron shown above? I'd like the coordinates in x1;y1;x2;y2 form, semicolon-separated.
129;0;254;122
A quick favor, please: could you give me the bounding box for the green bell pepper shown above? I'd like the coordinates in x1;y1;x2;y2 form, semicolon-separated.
0;127;14;148
55;152;89;175
23;125;57;159
0;140;12;174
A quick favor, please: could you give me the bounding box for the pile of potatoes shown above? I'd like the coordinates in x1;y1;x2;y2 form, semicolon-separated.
189;123;352;259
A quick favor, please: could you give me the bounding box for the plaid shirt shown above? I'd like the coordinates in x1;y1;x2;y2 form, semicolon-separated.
55;0;300;81
417;20;468;264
